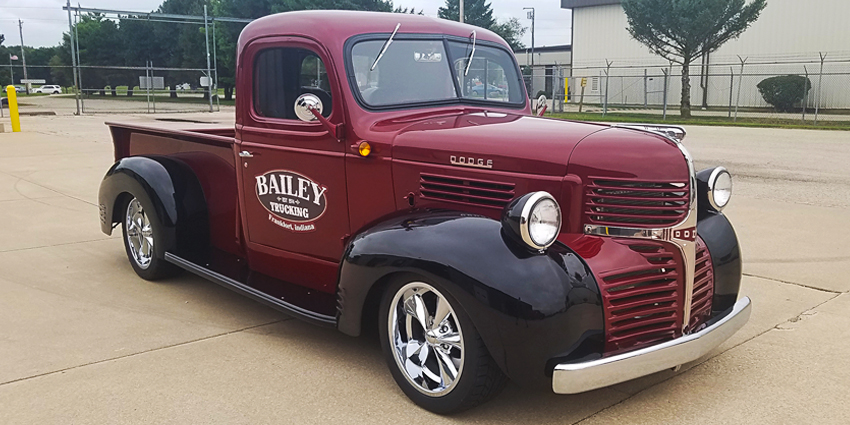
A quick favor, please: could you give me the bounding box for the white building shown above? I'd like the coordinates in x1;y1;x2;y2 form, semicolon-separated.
514;45;572;100
561;0;850;110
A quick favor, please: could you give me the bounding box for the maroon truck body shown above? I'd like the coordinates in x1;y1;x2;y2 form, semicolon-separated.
99;11;751;413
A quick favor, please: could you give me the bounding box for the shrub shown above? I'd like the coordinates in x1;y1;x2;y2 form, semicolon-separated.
757;75;812;112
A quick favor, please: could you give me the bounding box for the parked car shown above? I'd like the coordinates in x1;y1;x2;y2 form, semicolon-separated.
14;86;26;93
97;11;750;414
34;85;62;94
470;83;506;97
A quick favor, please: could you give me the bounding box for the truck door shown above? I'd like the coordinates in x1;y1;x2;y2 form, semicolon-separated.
237;38;349;294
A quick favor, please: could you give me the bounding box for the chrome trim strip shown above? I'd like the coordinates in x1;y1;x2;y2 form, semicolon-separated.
552;297;751;394
589;125;698;330
615;124;687;142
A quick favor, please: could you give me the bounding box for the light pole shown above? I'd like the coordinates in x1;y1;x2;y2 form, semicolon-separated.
459;0;464;23
523;7;535;68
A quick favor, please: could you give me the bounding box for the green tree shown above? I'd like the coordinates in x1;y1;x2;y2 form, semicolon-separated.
437;0;526;51
490;17;526;52
622;0;766;117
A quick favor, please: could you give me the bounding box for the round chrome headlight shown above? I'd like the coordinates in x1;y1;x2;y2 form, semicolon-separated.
708;167;733;211
502;191;561;251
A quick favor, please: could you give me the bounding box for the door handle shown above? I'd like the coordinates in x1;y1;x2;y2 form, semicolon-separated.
238;150;254;158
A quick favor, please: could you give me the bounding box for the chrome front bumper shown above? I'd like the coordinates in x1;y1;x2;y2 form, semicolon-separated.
552;297;751;394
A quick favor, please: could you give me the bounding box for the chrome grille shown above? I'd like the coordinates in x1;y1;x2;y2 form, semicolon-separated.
599;241;684;353
419;173;515;209
585;178;690;228
688;237;715;330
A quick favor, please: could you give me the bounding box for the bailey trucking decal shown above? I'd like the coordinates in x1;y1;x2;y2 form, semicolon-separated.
255;170;327;232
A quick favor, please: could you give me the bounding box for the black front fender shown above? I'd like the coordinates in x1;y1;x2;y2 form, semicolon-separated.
98;156;209;263
337;210;603;388
697;210;742;313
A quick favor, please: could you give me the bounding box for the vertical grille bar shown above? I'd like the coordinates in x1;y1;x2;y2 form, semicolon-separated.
598;241;685;354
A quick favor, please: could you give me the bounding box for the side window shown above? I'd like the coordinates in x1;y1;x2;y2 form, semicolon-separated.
254;47;332;120
454;58;511;102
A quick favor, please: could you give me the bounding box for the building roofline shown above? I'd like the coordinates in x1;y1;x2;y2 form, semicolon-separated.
561;0;621;9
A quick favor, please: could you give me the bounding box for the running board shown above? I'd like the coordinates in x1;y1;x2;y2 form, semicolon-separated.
164;252;337;327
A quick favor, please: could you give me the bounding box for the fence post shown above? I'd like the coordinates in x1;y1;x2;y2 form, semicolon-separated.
603;59;612;116
802;65;809;122
815;52;826;125
151;61;157;113
728;67;734;118
662;67;669;120
65;0;81;115
643;68;648;109
204;5;214;113
145;60;151;114
734;56;747;122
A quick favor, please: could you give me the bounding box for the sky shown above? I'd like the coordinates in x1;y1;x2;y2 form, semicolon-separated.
0;0;572;49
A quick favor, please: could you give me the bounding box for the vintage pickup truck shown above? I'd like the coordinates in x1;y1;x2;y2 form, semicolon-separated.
98;11;750;413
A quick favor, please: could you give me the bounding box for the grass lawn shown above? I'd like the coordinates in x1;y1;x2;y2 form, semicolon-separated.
547;111;850;131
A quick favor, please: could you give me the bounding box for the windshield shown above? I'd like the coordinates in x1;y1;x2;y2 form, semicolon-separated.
349;37;524;108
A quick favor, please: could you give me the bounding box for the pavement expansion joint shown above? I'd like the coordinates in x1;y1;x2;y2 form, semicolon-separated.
742;272;843;294
0;237;116;254
0;318;290;388
575;290;841;423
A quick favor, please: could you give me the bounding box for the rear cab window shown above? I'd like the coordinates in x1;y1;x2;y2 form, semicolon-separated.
254;47;333;120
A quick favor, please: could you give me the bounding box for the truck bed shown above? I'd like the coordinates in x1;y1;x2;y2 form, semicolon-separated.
106;120;243;262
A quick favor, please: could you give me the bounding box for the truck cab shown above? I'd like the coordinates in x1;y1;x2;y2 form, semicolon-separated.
99;11;750;414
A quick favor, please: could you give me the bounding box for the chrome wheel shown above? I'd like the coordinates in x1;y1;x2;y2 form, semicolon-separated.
125;198;154;270
388;282;464;396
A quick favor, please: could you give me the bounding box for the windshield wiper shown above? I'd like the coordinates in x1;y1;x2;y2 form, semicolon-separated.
464;30;477;76
371;23;401;71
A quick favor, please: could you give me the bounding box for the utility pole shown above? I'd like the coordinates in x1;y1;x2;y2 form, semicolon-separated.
18;19;29;94
459;0;464;23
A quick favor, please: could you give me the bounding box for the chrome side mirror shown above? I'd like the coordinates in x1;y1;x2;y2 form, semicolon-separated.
295;93;323;122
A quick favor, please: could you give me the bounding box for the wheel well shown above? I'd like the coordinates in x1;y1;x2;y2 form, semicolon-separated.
112;192;133;228
359;272;405;340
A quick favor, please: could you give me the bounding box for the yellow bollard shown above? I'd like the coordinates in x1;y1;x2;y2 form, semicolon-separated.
6;85;21;132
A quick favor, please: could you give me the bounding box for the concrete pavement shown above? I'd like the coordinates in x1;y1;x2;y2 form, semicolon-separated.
0;112;848;424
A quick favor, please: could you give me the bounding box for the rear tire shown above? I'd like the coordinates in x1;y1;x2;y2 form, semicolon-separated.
121;195;179;280
379;274;507;414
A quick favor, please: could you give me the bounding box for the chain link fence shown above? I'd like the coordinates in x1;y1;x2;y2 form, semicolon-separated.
523;64;571;113
563;53;850;123
76;65;219;114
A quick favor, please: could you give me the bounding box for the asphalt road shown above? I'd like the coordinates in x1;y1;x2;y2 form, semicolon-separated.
0;110;848;424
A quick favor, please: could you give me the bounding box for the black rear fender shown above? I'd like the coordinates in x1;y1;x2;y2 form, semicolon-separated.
98;156;209;264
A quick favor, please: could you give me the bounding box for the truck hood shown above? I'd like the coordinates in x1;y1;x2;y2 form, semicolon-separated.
392;112;607;176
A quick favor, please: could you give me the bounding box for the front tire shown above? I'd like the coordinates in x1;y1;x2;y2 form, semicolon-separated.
379;275;506;414
121;196;178;280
